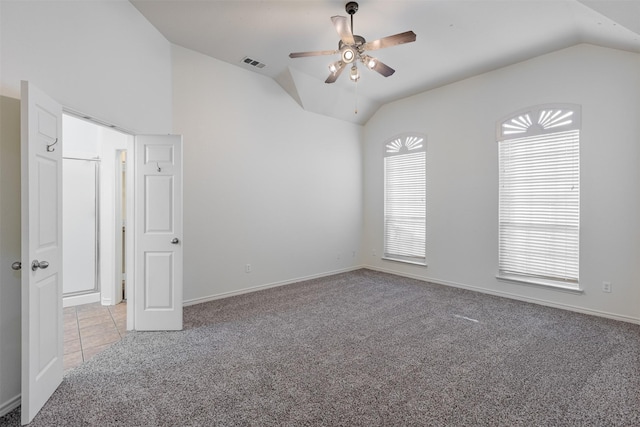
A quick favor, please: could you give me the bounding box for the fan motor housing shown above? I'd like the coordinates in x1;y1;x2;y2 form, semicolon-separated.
345;2;359;15
339;35;366;50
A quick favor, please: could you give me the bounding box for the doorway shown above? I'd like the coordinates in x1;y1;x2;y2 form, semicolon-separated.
61;114;134;313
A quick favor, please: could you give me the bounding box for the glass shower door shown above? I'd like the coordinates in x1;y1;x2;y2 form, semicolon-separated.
62;157;99;297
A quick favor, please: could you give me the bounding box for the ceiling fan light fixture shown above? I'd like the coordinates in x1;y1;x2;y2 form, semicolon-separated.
341;47;356;63
364;55;376;69
350;65;360;82
329;60;343;74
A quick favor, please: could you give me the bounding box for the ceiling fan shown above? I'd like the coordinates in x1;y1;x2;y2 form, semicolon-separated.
289;1;416;84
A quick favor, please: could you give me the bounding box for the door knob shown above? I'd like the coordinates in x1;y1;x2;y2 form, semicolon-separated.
31;260;49;271
11;261;22;271
171;238;179;244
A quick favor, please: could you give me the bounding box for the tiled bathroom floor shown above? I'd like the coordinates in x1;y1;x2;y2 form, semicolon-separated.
63;302;127;372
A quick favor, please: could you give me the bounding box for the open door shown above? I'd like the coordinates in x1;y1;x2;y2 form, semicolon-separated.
134;135;183;331
17;83;182;424
20;81;64;424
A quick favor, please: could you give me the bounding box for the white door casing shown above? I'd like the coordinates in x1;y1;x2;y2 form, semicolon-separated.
134;135;183;331
20;81;64;425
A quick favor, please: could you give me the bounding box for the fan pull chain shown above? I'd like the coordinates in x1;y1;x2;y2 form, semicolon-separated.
354;80;358;114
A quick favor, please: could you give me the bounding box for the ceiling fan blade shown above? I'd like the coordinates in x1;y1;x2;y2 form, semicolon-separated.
370;59;395;77
331;15;355;45
325;62;347;84
289;50;338;58
362;31;416;51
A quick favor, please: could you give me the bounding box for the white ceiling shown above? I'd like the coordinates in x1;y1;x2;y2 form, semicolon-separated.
130;0;640;124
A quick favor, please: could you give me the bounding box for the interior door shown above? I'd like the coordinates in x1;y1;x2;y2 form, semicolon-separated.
20;81;64;425
134;135;183;331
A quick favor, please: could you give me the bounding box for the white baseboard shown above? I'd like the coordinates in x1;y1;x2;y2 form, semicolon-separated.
0;394;20;418
62;292;100;308
365;265;640;325
183;266;364;307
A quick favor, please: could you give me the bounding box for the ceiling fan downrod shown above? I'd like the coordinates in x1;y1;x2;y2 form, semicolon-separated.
345;1;358;34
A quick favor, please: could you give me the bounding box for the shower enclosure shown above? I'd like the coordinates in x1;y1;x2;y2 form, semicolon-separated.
62;156;100;300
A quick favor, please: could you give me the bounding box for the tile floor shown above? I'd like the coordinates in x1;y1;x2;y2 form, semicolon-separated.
63;302;127;372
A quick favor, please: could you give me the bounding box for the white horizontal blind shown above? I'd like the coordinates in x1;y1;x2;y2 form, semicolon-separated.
498;106;580;286
384;135;426;264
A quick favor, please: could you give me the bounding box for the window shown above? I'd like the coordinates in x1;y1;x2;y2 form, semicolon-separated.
383;133;426;265
497;105;580;289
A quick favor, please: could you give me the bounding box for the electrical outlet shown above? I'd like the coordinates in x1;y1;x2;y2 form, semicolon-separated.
337;252;341;260
372;249;377;256
602;281;611;293
245;264;252;273
352;251;356;258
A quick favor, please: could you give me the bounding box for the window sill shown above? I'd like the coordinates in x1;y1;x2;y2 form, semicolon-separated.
496;274;583;294
382;257;427;267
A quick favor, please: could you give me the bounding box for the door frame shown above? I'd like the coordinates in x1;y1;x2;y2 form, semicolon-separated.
62;113;135;324
61;110;136;328
121;145;135;330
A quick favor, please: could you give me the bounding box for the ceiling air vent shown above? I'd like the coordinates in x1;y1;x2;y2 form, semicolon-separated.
241;56;266;69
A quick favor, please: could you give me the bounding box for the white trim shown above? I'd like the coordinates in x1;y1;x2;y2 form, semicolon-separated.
125;145;135;331
381;256;427;267
63;107;135;135
62;292;100;308
0;394;20;418
183;266;364;307
365;265;640;325
496;274;582;294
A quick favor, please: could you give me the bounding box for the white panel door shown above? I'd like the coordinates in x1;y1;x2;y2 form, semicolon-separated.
20;81;64;425
134;135;183;331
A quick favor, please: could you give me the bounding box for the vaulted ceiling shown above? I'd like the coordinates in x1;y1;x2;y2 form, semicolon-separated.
131;0;640;125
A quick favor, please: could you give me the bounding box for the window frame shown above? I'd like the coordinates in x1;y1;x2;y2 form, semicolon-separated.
382;133;427;266
496;104;581;291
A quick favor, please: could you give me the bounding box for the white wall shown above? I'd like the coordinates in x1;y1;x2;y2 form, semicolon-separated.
172;46;363;303
0;1;172;415
0;0;172;133
363;44;640;322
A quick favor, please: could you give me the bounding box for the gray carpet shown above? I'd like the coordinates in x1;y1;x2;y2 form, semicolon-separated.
2;269;639;426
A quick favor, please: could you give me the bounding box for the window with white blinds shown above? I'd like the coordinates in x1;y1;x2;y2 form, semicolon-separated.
383;134;426;265
497;105;580;289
